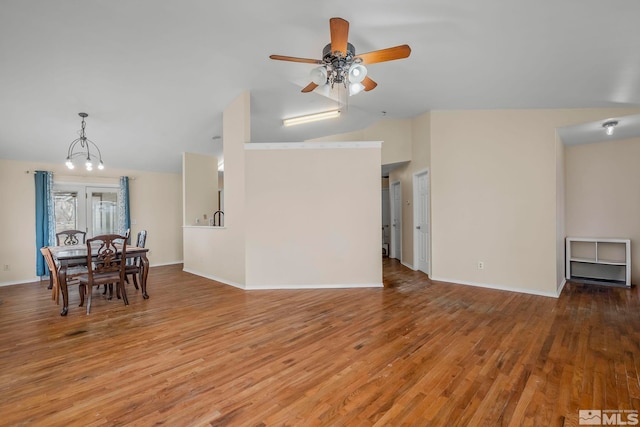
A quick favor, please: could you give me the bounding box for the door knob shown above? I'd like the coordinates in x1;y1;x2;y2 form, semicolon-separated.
416;226;421;229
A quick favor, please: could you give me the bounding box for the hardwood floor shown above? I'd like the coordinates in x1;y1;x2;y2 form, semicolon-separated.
0;259;639;426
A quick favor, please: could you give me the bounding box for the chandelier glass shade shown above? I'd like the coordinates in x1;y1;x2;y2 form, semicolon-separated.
65;112;104;171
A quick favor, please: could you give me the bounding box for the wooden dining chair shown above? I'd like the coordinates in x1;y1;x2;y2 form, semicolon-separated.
54;230;89;291
40;247;87;307
55;230;87;246
77;234;129;314
125;230;147;289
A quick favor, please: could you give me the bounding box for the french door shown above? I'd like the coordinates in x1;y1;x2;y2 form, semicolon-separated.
53;185;120;238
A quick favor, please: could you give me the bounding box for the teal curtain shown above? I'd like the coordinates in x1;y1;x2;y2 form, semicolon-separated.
118;176;131;241
35;171;55;276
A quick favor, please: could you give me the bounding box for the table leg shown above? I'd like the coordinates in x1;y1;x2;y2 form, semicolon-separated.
59;267;69;316
140;254;150;299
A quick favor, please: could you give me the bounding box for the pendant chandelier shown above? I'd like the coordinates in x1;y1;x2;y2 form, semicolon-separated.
65;112;104;171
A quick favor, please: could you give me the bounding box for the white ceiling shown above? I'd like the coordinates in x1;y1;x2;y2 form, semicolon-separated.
1;0;639;173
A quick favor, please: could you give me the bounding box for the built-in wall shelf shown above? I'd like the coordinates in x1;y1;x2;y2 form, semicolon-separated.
565;237;631;287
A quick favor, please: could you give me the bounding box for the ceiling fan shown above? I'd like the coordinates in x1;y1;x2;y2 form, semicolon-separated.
269;17;411;96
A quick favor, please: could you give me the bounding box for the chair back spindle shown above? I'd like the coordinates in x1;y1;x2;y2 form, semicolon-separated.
56;230;87;246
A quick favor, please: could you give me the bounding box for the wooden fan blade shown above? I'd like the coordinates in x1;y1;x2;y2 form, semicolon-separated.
269;55;323;64
301;82;319;93
356;45;411;65
362;77;378;92
330;17;349;56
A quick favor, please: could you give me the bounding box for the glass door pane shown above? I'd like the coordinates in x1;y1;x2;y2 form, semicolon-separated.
87;188;119;236
54;191;79;234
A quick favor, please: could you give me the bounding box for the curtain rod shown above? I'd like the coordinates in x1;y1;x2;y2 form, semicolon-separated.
24;170;136;180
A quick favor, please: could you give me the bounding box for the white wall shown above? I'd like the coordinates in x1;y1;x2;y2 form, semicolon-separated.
182;152;218;226
183;92;383;289
565;137;640;284
308;118;412;166
183;91;249;286
429;109;640;296
244;143;382;288
0;158;183;285
316;107;640;296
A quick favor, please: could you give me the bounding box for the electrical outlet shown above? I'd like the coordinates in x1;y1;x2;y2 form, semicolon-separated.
477;261;484;270
3;264;9;271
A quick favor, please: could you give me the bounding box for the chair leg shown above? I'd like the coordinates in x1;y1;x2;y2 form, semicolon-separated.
119;280;129;306
86;286;92;314
78;284;86;307
132;273;139;290
51;281;59;305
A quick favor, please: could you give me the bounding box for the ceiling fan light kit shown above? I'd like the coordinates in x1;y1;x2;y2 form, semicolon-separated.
348;63;367;84
310;66;328;85
270;17;411;96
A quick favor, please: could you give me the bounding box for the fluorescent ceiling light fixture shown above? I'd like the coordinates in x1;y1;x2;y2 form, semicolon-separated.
602;120;618;136
283;110;341;127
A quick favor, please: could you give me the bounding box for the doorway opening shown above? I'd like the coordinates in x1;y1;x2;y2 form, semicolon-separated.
390;181;402;260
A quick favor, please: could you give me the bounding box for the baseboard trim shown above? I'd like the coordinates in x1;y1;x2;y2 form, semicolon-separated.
0;262;184;288
0;277;41;287
182;268;246;289
151;260;183;267
181;268;383;291
401;261;415;270
429;276;560;298
244;282;384;290
557;278;567;295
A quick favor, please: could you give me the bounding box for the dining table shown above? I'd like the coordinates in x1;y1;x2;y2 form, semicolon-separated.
49;244;150;316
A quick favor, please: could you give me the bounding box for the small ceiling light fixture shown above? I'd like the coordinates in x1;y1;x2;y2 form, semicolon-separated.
283;110;341;127
602;120;619;136
65;113;104;171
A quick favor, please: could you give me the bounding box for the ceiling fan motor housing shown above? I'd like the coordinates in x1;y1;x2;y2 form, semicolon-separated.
322;42;356;85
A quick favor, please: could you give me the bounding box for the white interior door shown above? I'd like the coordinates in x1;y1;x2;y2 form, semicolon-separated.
390;181;402;260
413;170;430;274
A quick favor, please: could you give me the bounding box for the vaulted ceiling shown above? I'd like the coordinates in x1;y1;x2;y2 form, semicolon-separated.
1;0;639;173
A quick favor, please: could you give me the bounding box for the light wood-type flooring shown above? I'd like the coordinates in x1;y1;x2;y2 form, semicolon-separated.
1;259;639;426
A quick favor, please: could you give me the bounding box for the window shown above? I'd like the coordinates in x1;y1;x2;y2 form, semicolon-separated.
54;191;79;233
